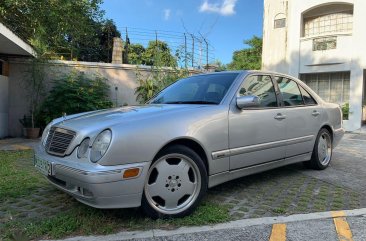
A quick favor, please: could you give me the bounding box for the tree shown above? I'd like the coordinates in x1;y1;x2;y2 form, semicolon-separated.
128;44;146;65
143;41;177;67
97;19;121;63
0;0;119;62
211;60;227;71
228;36;262;70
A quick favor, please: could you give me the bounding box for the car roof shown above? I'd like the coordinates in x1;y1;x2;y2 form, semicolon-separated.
196;70;299;80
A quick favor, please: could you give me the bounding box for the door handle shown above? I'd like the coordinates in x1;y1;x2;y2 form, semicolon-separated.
274;113;286;120
312;110;320;117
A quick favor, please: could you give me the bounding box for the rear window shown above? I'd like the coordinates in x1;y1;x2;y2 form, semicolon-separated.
299;85;317;105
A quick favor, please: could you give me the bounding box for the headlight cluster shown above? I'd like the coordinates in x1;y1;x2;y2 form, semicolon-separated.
90;130;112;163
77;130;112;163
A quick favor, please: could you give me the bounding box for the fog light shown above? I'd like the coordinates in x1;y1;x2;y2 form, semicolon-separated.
123;168;140;179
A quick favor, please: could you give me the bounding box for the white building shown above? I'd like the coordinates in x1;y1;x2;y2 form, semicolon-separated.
0;23;35;138
262;0;366;131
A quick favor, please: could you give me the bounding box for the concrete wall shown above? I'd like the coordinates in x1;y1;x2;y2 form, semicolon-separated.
262;0;366;131
0;75;8;138
7;59;201;137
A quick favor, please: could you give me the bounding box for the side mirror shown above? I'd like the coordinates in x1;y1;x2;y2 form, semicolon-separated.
236;95;260;109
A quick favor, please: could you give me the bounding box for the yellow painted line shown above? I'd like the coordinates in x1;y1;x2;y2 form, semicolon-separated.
269;223;286;241
332;211;347;218
11;144;32;150
332;211;353;241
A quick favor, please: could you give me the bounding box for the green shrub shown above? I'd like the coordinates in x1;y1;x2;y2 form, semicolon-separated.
39;71;113;125
135;67;189;104
342;102;349;120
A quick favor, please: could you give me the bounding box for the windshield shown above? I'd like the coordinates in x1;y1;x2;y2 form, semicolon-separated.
150;73;239;105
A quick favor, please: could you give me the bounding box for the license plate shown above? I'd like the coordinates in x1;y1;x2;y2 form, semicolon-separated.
34;155;53;176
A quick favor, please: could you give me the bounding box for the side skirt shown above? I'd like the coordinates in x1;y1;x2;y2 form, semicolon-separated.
208;152;312;188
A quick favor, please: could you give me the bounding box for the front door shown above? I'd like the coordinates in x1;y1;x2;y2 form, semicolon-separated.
229;75;287;170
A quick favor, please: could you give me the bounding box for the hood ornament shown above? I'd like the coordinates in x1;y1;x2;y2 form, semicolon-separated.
62;112;67;123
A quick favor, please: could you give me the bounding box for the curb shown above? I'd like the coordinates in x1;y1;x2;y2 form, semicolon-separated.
49;208;366;241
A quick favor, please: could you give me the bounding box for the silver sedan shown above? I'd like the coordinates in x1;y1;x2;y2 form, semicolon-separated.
34;71;344;218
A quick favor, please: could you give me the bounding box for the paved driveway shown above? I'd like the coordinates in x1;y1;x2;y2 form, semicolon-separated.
2;133;366;223
294;133;366;194
207;133;366;219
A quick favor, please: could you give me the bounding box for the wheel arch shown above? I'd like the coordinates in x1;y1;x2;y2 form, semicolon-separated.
153;138;209;175
320;124;334;141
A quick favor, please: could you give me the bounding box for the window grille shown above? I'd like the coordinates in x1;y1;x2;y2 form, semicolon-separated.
313;37;337;51
304;11;353;37
300;72;350;104
274;18;286;29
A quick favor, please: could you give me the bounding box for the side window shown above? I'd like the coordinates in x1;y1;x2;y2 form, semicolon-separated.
239;75;278;108
276;77;304;106
299;85;317;105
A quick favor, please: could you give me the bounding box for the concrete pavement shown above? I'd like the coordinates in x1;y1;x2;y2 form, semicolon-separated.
0;137;39;151
50;208;366;241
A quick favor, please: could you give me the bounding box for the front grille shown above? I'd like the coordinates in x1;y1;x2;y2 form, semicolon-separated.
45;127;76;156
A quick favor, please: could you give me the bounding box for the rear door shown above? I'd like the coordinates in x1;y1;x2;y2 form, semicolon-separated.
228;74;287;170
275;76;321;158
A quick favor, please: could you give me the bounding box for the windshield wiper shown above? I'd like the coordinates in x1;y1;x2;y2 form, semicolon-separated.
164;101;218;105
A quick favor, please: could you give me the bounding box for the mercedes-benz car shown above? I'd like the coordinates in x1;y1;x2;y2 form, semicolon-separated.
34;71;344;218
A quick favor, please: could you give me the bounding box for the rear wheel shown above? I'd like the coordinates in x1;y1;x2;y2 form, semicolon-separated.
141;145;207;219
305;128;333;170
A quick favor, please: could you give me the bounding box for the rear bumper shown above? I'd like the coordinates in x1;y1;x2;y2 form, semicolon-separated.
34;145;150;208
333;127;345;148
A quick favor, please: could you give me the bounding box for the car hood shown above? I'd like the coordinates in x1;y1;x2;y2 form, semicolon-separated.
53;104;213;133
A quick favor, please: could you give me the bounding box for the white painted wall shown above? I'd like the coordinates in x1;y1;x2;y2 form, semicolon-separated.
0;75;9;138
262;0;366;131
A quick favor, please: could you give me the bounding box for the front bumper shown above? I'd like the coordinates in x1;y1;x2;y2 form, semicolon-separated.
34;145;150;209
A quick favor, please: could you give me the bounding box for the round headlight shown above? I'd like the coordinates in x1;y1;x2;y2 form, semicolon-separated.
77;138;90;159
90;130;112;163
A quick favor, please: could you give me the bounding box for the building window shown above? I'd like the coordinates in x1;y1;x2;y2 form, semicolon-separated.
300;72;350;104
313;37;337;51
304;10;353;37
274;18;286;29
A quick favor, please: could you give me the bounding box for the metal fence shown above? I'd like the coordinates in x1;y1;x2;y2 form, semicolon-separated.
119;27;216;69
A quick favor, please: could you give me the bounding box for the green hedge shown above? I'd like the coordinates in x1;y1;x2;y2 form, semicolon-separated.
38;71;113;125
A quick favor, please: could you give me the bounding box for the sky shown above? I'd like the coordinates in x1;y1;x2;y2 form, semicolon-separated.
101;0;264;65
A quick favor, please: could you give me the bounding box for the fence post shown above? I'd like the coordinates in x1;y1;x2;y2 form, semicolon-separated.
184;33;187;68
125;27;129;64
190;34;195;68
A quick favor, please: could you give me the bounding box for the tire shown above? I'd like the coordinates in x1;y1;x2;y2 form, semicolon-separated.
305;128;333;170
141;145;208;219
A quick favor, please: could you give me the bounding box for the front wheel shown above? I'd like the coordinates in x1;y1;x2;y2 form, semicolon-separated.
305;128;333;170
141;145;207;219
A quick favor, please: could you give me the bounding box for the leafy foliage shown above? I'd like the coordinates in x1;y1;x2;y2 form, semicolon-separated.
133;41;187;104
127;44;147;65
342;102;350;120
127;41;177;67
211;60;227;72
39;72;113;125
135;66;189;104
0;0;120;62
228;36;262;70
24;43;49;128
143;41;177;67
